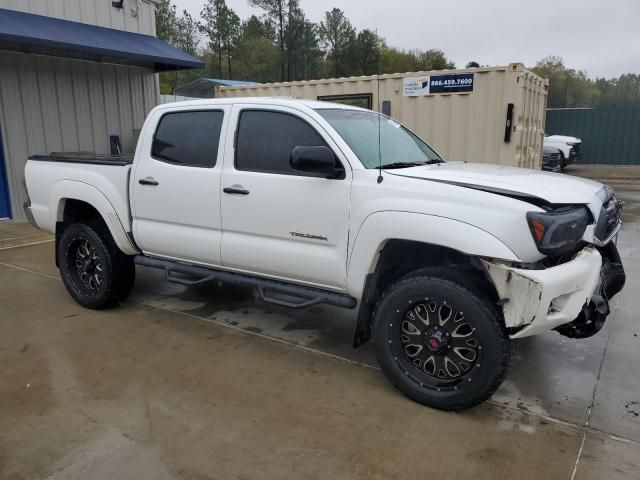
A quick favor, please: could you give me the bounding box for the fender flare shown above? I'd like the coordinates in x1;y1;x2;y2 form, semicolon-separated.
51;180;138;255
346;211;519;299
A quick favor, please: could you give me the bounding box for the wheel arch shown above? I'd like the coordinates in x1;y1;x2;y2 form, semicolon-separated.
347;211;518;299
52;181;137;257
349;212;514;347
368;239;500;302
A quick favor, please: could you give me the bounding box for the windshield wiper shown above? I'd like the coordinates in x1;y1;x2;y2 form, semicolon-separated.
379;162;422;169
380;159;444;169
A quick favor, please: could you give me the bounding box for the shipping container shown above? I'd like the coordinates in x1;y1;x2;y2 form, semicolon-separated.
218;63;548;169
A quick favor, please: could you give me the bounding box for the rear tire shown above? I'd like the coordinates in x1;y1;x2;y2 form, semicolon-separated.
372;270;511;410
58;221;135;309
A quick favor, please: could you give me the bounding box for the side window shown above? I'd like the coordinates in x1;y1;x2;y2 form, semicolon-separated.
235;110;328;175
151;110;224;168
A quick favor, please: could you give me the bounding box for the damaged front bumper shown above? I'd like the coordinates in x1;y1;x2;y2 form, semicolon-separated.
481;243;625;339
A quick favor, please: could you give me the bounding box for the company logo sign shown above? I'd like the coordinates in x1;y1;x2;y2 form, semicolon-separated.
403;73;474;97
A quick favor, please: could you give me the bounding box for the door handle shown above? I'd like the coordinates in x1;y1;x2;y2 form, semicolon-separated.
139;177;159;186
223;186;250;195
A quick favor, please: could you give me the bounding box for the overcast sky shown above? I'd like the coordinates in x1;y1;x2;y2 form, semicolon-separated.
173;0;639;79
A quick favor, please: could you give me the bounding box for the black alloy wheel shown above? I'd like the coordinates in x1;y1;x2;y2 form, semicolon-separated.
395;299;481;390
58;221;135;309
372;270;511;410
68;237;104;293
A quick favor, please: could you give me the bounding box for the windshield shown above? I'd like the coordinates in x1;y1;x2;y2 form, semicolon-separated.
316;108;443;169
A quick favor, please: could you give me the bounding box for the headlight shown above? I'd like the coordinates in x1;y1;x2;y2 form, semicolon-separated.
526;207;590;255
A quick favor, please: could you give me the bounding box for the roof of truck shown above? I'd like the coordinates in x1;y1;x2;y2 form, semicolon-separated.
156;97;367;112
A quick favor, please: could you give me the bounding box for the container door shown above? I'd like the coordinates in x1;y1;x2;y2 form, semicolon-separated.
0;127;11;219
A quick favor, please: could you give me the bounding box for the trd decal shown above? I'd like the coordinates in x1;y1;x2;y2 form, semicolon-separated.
289;232;328;241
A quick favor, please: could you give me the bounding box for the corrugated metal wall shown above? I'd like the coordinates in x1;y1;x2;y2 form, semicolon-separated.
0;51;158;220
219;64;548;169
546;107;640;165
0;0;156;35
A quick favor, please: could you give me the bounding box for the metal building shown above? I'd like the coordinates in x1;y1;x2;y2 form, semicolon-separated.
218;64;548;170
0;0;203;221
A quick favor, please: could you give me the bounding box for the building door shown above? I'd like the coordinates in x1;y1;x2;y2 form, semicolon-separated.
0;127;11;219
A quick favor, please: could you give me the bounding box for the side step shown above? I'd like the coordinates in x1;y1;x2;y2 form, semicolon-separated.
134;255;357;310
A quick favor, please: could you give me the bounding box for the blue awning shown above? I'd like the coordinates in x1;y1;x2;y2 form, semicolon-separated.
0;8;204;71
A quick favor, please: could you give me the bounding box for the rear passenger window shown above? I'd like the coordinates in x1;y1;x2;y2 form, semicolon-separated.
152;111;223;167
235;110;327;175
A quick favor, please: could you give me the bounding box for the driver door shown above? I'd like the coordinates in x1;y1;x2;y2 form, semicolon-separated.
220;105;352;290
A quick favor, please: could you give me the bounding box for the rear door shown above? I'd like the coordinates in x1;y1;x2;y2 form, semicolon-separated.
219;105;352;290
131;105;230;265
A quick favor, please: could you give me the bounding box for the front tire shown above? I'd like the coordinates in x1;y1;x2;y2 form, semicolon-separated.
372;271;510;410
58;221;135;309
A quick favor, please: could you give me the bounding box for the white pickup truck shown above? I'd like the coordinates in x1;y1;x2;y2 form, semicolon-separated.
544;134;582;169
24;98;625;410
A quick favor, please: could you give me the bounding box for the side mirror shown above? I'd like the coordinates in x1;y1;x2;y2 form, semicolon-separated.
290;146;341;178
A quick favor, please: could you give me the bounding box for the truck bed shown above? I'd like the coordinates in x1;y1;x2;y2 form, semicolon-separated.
29;153;133;166
25;153;134;237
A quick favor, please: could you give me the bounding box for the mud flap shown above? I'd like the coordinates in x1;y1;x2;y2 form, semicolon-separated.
353;274;376;347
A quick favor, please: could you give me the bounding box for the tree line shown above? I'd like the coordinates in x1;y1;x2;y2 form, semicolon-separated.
531;56;640;108
156;0;453;92
157;0;640;109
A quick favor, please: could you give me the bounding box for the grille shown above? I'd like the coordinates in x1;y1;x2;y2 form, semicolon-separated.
595;195;622;243
569;142;582;159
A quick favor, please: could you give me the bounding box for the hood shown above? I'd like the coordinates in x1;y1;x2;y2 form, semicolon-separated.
386;162;603;205
545;134;581;143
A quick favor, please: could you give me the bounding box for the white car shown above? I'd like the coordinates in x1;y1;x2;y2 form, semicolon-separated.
544;134;582;168
23;98;625;411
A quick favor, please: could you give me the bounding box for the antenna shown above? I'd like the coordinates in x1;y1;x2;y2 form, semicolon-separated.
376;29;383;184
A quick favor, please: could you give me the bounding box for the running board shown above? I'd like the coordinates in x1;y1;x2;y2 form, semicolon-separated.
134;256;357;310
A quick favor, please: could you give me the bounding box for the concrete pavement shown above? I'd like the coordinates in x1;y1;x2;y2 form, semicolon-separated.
1;179;639;479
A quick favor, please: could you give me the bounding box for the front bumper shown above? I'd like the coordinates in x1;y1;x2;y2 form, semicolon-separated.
555;242;625;338
568;148;581;164
482;244;625;339
542;161;562;173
